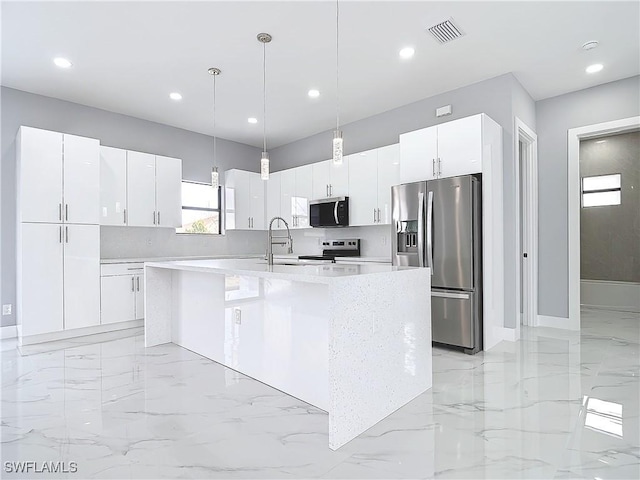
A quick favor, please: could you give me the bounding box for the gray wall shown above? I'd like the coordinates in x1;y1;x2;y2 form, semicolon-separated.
1;86;264;327
271;73;532;329
536;75;640;318
580;131;639;283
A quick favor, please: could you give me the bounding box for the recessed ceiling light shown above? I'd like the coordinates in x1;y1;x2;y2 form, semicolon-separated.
248;117;258;124
399;47;415;59
53;57;72;68
308;89;320;98
586;63;603;74
169;92;182;101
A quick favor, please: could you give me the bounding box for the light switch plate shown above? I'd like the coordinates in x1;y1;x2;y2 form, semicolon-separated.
2;304;12;315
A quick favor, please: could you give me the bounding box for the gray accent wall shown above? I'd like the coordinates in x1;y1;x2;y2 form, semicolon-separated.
536;75;640;318
271;73;534;329
580;131;639;283
1;86;264;327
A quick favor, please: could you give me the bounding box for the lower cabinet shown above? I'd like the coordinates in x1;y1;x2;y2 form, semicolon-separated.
100;263;144;324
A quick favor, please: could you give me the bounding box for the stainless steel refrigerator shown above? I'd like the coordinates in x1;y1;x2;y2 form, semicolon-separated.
391;175;482;354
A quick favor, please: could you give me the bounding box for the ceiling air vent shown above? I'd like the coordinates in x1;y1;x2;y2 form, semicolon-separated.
427;18;465;44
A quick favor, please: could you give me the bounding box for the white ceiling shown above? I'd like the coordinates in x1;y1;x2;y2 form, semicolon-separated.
2;1;639;148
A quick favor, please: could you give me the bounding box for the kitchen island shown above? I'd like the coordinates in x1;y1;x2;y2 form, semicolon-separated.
144;258;432;449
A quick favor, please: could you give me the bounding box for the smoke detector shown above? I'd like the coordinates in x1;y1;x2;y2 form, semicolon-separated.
427;18;465;44
582;40;599;51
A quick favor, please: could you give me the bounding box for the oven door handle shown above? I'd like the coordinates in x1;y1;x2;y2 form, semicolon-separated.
417;192;425;268
334;201;339;225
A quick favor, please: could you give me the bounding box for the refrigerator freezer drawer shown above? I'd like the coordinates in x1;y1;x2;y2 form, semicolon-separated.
431;290;476;349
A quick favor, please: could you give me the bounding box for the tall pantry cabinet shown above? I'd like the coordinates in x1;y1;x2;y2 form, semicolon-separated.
16;126;101;341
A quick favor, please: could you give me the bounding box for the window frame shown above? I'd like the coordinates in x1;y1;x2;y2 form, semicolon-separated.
581;173;622;208
177;179;222;235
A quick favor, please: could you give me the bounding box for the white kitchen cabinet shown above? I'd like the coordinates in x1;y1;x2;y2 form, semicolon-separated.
18;223;100;337
291;165;313;228
348;149;379;226
100;263;144;325
17;127;100;225
399;126;438;183
63;134;101;224
18;223;64;336
279;169;295;228
266;171;282;227
312;158;349;199
126;151;156;227
225;169;265;230
63;224;100;330
376;144;400;224
100;146;127;225
400;114;485;183
155;155;182;227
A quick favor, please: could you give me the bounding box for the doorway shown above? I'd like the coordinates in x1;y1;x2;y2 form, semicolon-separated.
567;116;640;327
515;118;538;335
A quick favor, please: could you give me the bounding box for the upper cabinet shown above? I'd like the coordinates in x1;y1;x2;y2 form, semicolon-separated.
17;126;100;224
225;169;265;230
399;114;484;183
266;171;283;228
348;144;400;226
265;165;313;230
312;158;349;199
100;146;182;228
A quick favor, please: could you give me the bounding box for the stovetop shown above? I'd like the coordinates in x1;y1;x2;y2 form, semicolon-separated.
297;238;361;263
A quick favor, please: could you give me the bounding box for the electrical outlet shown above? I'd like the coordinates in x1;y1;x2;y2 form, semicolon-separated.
381;236;387;246
234;308;241;325
2;304;12;316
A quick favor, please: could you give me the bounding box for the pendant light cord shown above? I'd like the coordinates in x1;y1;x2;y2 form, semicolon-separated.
336;0;339;131
263;40;267;153
213;73;217;166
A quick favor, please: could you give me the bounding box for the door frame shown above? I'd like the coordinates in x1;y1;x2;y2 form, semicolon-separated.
514;117;538;337
567;116;640;328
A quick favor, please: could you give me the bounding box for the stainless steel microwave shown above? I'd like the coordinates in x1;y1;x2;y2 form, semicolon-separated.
309;197;349;228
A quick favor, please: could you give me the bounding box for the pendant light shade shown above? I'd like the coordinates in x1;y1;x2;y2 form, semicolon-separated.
208;67;221;188
258;32;272;180
332;0;343;166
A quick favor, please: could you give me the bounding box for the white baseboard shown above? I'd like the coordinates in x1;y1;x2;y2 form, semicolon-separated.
1;325;18;339
581;280;640;313
500;327;518;342
19;319;143;346
537;314;579;331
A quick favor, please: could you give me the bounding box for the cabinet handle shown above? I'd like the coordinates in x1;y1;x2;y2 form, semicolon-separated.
158;211;161;225
326;185;329;197
136;276;140;292
432;159;436;177
378;208;381;223
330;184;333;196
65;204;68;221
59;203;62;221
438;158;442;177
373;208;377;223
131;277;135;292
59;225;62;243
153;211;156;225
65;226;68;243
124;209;127;224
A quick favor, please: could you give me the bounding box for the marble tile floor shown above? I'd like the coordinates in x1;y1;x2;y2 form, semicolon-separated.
1;307;638;479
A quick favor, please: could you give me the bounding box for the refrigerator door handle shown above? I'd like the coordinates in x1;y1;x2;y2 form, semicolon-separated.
432;291;470;300
417;192;425;267
426;190;434;273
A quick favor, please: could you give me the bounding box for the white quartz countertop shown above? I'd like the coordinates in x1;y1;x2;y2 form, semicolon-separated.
145;258;416;285
100;255;261;264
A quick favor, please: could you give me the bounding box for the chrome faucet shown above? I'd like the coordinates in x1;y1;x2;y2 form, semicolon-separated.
266;217;293;265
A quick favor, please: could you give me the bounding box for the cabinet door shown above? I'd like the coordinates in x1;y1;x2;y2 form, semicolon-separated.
63;134;100;224
294;165;313;228
155;155;182;227
249;173;266;230
100;146;127;226
348;150;378;226
266;171;282;228
437;115;483;178
399;126;438;183
17;127;63;223
64;224;100;330
19;223;64;336
101;276;136;324
376;144;401;224
127;151;157;226
312;161;331;199
225;170;252;230
329;156;349;197
279;169;295;228
135;275;145;320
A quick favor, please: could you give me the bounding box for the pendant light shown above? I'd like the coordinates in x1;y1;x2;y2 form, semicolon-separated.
208;67;221;189
332;0;343;165
258;32;272;180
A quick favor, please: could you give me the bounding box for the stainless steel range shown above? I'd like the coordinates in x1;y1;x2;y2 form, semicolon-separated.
298;239;361;262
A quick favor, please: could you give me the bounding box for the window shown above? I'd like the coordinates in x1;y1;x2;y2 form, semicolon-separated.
581;174;621;207
177;180;221;234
